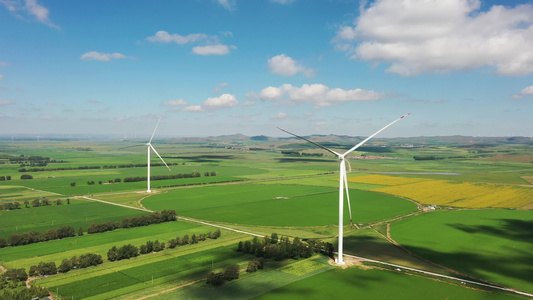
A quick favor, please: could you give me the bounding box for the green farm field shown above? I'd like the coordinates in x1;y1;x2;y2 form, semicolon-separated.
1;139;532;299
144;184;418;226
390;209;533;293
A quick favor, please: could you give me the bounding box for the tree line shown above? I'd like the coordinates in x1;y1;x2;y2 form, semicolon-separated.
3;225;78;247
281;151;324;157
107;229;221;262
18;162;182;172
237;233;335;261
87;210;177;234
0;197;70;211
123;171;209;183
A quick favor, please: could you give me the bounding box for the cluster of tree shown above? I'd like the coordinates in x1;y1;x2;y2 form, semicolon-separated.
246;257;265;273
7;155;60;168
20;174;33;179
140;240;165;254
157;179;243;189
88;210;177;234
29;261;57;276
0;175;11;181
86;178;122;185
206;264;240;286
74;147;92;151
107;244;139;261
1;268;27;282
167;229;221;249
103;162;180;169
1;198;69;211
29;253;103;276
19;165;100;172
237;233;334;261
7;225;76;246
0;283;49;300
204;171;217;176
123;171;203;183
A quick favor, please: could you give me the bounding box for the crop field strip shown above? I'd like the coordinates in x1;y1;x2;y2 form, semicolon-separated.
346;174;533;208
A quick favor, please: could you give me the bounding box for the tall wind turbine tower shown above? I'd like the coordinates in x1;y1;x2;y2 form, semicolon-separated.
278;113;410;264
121;118;171;193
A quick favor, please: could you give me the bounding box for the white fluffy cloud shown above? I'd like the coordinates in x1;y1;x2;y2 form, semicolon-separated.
80;51;134;62
268;54;314;77
217;0;235;11
163;99;188;106
192;44;236;55
146;31;208;44
334;0;533;76
258;83;385;107
270;112;288;119
1;0;59;29
511;86;533;99
179;94;239;112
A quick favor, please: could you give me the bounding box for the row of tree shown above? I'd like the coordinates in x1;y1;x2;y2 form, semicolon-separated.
18;162;183;172
19;165;101;172
87;210;177;233
237;233;335;261
123;171;207;183
0;198;70;211
4;225;77;247
108;229;221;262
29;253;103;276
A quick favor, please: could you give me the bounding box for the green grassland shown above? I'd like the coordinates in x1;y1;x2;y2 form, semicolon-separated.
144;184;418;226
391;210;533;293
1;139;532;299
0;198;148;239
252;265;524;300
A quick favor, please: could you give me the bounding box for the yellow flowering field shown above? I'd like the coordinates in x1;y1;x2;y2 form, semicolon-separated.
373;180;532;209
346;174;430;186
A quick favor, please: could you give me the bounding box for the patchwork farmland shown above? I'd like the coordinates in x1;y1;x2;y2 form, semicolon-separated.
0;137;532;299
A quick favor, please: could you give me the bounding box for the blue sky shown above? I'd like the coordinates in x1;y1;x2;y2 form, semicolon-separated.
1;0;532;138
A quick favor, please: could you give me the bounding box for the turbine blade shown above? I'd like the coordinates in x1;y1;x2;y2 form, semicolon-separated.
277;127;342;157
343;160;354;227
149;117;162;144
343;113;411;157
150;144;171;172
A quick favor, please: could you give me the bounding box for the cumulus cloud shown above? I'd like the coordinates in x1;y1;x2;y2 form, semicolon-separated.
268;54;314;77
0;100;14;105
146;31;209;44
217;0;235;11
192;44;236;55
511;85;533;99
163;99;189;106
179;94;239;112
87;99;100;104
212;82;228;93
333;0;533;76
80;51;135;62
1;0;59;29
271;112;288;119
257;83;385;107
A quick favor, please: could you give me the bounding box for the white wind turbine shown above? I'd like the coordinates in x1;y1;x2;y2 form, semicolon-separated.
278;113;410;264
122;118;171;193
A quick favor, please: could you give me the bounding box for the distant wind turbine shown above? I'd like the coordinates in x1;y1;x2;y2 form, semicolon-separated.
278;113;410;264
121;118;171;193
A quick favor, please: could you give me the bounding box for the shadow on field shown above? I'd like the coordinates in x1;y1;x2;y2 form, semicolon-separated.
342;234;533;290
449;219;533;243
181;155;235;162
276;158;335;163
